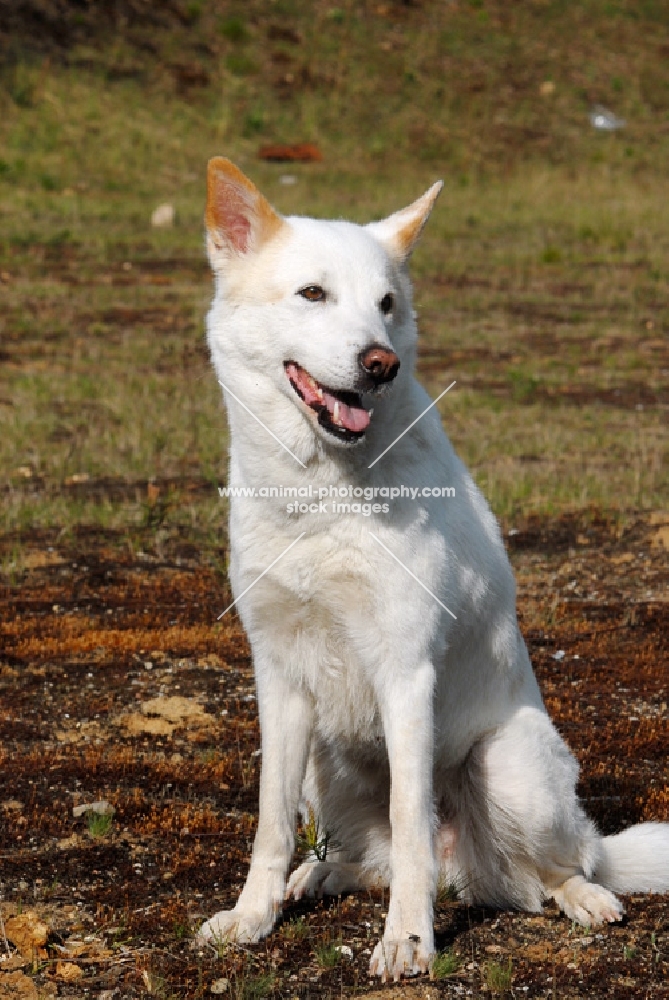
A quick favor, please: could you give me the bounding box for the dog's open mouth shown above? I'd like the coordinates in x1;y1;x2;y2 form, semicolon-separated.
285;361;371;441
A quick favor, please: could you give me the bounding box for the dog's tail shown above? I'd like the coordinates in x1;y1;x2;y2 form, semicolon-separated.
594;822;669;894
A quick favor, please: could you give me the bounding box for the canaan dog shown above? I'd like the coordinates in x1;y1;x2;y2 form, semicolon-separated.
196;158;669;980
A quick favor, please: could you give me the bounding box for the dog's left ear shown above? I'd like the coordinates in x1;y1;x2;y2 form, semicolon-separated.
206;157;284;265
367;181;443;262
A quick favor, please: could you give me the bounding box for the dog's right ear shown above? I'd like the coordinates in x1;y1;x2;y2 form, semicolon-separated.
205;158;284;265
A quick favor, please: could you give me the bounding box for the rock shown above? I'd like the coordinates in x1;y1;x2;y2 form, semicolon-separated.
142;695;213;726
4;912;49;959
120;712;174;736
57;833;81;849
0;971;38;1000
53;961;84;981
1;800;23;812
210;979;229;994
0;954;27;971
151;203;175;228
72;800;115;818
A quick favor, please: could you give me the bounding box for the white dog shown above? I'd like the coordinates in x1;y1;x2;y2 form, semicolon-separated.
197;158;669;981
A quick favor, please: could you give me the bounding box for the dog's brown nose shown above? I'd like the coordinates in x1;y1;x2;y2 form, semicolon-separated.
359;345;400;385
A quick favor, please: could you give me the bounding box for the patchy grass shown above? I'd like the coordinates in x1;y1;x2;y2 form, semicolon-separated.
485;956;514;993
1;5;669;537
431;947;460;979
314;936;343;970
86;811;113;838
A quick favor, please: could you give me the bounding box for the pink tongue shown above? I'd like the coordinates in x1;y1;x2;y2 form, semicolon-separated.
286;363;370;433
322;390;371;433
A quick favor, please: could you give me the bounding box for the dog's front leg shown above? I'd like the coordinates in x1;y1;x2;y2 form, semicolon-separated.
369;661;436;981
197;667;313;947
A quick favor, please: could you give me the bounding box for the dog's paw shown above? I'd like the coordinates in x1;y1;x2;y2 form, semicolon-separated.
286;861;364;900
194;907;274;949
369;935;433;982
552;876;624;926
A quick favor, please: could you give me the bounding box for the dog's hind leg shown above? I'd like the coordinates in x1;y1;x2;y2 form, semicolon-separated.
287;756;391;901
286;860;382;900
549;875;622;925
441;704;625;925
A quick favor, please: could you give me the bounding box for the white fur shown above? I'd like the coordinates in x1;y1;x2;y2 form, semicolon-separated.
196;165;669;981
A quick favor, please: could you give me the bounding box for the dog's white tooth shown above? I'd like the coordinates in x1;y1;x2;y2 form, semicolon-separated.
333;400;340;424
368;407;374;416
316;386;323;400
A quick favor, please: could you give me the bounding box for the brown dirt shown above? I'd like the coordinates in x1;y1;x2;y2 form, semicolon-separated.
0;1;197;58
0;507;667;998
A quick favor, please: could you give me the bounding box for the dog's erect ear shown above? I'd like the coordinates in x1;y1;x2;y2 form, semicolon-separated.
206;158;284;261
367;181;443;262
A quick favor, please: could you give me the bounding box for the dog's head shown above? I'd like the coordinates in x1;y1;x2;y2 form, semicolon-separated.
205;158;442;448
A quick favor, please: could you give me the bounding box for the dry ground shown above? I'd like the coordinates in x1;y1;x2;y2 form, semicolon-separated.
1;479;667;1000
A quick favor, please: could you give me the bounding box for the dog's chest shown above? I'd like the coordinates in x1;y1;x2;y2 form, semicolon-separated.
244;551;385;743
286;594;383;743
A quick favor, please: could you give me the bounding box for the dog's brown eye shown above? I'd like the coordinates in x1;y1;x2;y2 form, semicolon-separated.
380;292;394;315
299;285;326;302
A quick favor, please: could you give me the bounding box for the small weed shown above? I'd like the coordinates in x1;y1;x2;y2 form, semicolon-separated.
431;948;460;979
296;806;336;862
282;915;309;941
222;953;275;1000
221;17;249;44
507;369;540;403
436;870;469;905
541;245;563;264
485;957;513;993
314;936;342;969
244;110;265;135
226;53;257;76
173;919;190;940
185;1;203;24
235;972;274;1000
87;812;113;838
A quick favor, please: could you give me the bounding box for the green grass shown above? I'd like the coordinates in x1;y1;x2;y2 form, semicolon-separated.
281;915;310;942
431;948;460;979
86;811;113;838
485;957;514;993
0;0;668;556
314;936;343;969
